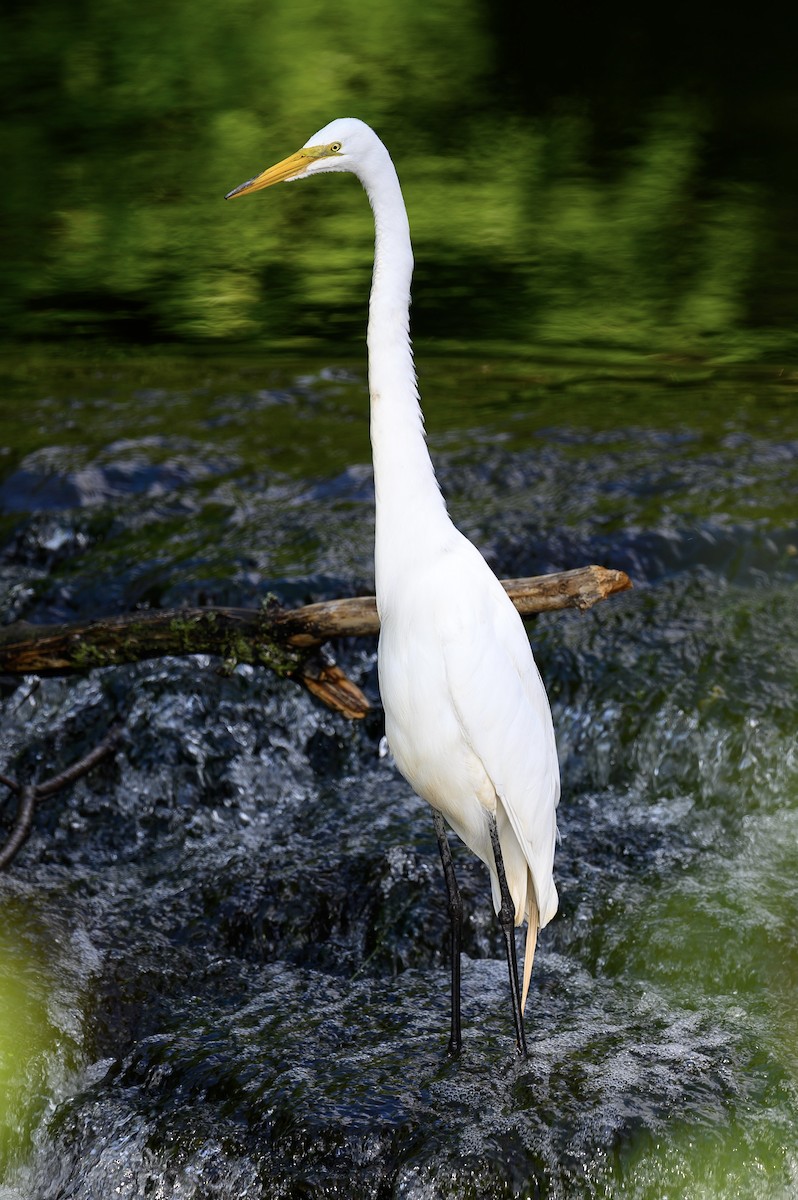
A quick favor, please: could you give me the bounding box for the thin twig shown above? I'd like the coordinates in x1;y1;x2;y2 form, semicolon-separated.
0;721;125;871
34;722;125;798
0;786;37;871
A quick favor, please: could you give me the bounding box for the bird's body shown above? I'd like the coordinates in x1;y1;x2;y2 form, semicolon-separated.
227;117;560;1051
378;538;559;933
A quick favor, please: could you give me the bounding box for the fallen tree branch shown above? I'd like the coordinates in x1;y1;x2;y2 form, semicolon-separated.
0;564;631;719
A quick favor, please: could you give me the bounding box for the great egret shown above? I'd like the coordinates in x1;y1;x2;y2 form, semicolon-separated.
226;118;560;1056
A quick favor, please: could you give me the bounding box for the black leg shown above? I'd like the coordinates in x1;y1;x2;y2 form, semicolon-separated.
432;808;462;1056
488;813;528;1058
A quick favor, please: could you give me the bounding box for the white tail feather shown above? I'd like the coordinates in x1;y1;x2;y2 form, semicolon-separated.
521;875;539;1014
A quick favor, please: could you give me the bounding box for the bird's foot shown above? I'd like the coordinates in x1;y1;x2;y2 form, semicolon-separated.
445;1035;462;1059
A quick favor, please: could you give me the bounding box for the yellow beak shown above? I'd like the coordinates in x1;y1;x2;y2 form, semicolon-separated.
225;147;312;200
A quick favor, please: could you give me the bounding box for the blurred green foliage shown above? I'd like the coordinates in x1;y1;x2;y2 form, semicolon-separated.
0;913;56;1176
1;0;796;358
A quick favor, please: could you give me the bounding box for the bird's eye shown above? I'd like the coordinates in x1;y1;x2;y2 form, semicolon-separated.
330;142;342;153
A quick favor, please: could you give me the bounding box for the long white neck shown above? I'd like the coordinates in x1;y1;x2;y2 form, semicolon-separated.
361;149;451;612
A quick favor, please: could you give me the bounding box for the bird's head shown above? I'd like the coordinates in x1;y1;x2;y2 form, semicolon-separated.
225;117;380;200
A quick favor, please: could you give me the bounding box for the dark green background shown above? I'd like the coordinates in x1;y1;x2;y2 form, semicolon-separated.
2;0;797;358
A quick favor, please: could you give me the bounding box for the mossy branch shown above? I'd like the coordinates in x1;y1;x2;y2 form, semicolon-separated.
0;564;631;719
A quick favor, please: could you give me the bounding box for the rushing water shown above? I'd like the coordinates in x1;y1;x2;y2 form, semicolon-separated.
0;351;797;1198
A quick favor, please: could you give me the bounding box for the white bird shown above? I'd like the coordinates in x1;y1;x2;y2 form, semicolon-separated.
226;118;560;1056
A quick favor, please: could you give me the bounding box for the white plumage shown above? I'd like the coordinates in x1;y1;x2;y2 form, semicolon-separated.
227;117;560;1051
